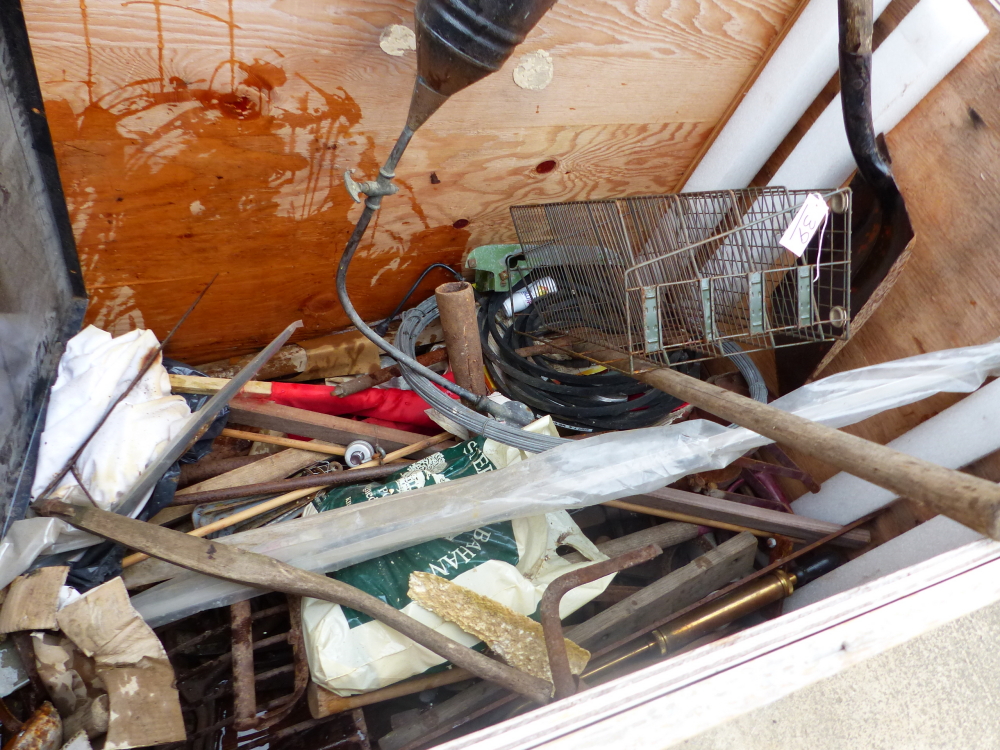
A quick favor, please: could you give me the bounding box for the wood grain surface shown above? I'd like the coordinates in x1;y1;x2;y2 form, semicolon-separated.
21;0;798;362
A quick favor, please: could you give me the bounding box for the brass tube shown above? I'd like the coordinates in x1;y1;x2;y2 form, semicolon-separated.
584;570;796;684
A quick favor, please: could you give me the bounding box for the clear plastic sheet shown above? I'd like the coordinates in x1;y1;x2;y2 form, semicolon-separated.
133;339;1000;627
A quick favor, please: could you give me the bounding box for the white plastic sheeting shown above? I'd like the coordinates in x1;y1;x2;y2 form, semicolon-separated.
682;0;893;192
0;326;189;589
133;338;1000;627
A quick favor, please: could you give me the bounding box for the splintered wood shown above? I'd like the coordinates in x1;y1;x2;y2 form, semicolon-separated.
407;572;589;683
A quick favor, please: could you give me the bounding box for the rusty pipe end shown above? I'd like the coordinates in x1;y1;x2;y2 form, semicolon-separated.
435;281;472;296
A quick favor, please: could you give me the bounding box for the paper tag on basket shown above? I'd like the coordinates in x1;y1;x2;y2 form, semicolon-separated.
779;192;830;257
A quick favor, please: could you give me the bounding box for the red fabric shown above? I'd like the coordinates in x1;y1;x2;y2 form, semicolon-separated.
269;381;447;434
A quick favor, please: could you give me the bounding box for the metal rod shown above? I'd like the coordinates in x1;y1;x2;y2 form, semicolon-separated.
170;465;400;506
583;570;796;684
115;319;303;517
538;545;662;700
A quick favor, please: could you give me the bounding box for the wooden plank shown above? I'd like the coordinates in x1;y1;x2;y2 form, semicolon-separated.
625;488;870;548
20;0;799;362
169;375;271;396
227;395;455;456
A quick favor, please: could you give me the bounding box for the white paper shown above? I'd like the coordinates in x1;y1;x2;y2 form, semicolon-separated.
778;192;830;257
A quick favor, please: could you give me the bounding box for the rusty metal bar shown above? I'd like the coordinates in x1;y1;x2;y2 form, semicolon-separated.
539;544;662;700
0;697;23;733
230;600;257;730
170;464;400;506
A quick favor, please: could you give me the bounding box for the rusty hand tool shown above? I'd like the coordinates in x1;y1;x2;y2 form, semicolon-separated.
335;349;448;398
539;544;662;700
35;499;553;705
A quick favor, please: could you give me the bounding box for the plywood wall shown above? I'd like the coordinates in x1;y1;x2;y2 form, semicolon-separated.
21;0;798;362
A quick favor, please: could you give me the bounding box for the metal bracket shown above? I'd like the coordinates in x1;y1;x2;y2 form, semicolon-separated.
796;265;814;328
344;169;399;203
643;286;662;354
700;279;716;342
749;272;764;335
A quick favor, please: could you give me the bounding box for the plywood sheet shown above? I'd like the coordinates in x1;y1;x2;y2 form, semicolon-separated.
21;0;798;362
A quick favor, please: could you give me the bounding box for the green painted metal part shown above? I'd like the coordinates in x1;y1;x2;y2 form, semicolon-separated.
466;244;529;292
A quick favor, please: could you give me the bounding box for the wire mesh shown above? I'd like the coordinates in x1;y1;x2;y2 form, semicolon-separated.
510;187;852;372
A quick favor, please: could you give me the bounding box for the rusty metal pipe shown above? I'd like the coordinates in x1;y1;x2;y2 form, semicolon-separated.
435;282;488;398
539;544;662;700
178;455;269;488
169;464;400;505
230;600;258;730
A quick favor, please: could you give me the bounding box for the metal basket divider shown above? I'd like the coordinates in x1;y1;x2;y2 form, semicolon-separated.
669;190;744;358
622;194;715;366
540;201;617;349
766;191;812;339
624;195;695;369
641;190;810;357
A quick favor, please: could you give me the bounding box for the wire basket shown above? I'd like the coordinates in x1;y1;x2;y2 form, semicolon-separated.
509;187;852;372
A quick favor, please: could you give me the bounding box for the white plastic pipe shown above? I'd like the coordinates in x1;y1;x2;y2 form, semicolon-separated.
770;0;987;189
683;0;893;193
685;0;985;193
793;377;1000;525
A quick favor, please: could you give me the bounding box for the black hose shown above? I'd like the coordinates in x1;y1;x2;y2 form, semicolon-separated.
373;263;464;337
334;127;532;426
478;280;697;431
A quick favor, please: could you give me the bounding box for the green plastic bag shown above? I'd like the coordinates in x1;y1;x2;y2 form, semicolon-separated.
301;422;611;696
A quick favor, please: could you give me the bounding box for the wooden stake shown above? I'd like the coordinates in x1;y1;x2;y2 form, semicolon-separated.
221;428;346;456
604;501;788;540
634;366;1000;540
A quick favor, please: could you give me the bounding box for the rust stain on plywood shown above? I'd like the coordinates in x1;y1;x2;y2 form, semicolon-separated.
24;0;799;362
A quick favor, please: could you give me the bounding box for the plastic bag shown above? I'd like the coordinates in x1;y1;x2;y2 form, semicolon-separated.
302;431;608;695
133;339;1000;627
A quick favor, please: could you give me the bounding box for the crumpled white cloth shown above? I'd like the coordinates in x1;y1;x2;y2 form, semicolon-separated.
0;326;189;588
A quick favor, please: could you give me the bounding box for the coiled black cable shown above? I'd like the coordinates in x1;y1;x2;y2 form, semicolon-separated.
478;280;699;431
373;263;464;337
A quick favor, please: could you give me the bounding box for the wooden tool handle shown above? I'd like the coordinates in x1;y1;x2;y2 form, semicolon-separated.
636;367;1000;539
